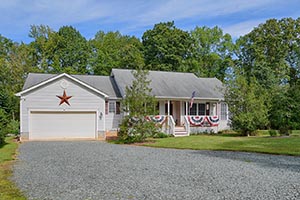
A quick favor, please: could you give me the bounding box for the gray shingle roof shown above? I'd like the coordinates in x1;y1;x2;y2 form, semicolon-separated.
22;73;121;98
21;69;224;100
111;69;224;100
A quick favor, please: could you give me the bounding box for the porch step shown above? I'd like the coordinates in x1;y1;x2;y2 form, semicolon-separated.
174;126;188;137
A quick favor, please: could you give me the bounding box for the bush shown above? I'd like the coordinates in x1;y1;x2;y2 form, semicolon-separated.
6;120;19;135
278;127;291;136
118;116;160;143
153;132;169;138
0;109;8;145
268;129;278;137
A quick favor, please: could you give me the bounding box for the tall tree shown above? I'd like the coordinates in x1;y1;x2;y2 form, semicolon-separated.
236;18;300;88
90;31;144;75
236;17;300;132
142;21;193;72
56;26;90;74
29;25;90;74
28;25;58;73
190;26;234;81
225;69;269;135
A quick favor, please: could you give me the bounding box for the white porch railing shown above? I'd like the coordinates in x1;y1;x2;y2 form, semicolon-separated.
183;116;190;136
146;115;175;135
168;115;175;135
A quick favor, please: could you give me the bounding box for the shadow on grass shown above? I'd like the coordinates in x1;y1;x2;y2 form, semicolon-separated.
189;143;300;173
219;133;243;137
0;141;8;149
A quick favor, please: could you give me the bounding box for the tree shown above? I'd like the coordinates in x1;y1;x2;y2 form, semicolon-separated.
90;31;144;75
225;70;269;136
235;17;300;133
269;86;294;135
29;25;90;74
190;26;235;81
236;18;300;88
118;68;158;143
142;21;193;71
28;25;58;73
0;108;8;144
56;26;90;74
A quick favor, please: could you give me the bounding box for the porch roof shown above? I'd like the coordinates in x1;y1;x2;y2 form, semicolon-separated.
111;69;224;100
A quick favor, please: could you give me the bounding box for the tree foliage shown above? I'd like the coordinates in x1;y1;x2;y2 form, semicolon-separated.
190;26;234;81
234;17;300;134
29;25;90;74
118;69;159;143
225;71;269;135
142;21;193;71
90;31;144;75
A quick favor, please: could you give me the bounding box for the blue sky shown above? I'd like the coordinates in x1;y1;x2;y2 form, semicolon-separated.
1;0;299;43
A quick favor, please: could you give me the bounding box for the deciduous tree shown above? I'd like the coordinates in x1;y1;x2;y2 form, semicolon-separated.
142;21;193;71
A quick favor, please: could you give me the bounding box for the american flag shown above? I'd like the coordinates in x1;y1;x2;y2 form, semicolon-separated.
190;91;196;109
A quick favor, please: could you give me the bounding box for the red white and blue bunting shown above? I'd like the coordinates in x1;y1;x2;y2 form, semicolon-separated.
188;116;205;126
188;116;219;127
146;115;166;124
207;116;220;126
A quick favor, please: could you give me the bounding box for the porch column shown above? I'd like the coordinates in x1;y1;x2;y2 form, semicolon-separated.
185;101;188;116
212;103;216;116
167;100;170;134
167;100;170;116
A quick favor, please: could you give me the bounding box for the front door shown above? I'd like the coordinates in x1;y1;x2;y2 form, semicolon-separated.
165;101;181;125
174;101;181;125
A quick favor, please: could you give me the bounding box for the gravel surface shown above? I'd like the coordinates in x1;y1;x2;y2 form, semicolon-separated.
13;141;300;200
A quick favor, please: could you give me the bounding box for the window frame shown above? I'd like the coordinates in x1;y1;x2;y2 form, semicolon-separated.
220;103;228;120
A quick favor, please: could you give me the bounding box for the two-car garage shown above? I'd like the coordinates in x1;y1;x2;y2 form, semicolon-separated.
29;111;97;140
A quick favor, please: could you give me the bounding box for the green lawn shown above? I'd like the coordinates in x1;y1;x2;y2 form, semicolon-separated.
143;132;300;156
0;137;26;200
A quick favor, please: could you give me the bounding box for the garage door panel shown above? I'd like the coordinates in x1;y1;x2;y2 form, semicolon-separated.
30;112;96;140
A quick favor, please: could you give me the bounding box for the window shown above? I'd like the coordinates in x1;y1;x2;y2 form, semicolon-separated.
198;103;205;115
107;101;121;114
116;102;120;114
221;103;228;120
109;102;115;113
190;104;197;115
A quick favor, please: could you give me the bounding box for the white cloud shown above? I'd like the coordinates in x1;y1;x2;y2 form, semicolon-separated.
134;0;273;25
222;19;266;38
1;0;299;42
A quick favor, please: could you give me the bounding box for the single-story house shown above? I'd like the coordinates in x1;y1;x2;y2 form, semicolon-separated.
16;68;230;141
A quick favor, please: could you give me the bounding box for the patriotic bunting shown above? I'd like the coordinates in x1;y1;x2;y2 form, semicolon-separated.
146;115;166;124
188;115;219;127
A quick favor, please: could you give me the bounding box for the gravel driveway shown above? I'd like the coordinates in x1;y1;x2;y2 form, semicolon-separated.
13;141;300;200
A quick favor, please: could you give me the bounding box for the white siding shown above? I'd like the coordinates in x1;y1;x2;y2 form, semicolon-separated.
105;113;123;130
159;101;165;115
20;77;106;138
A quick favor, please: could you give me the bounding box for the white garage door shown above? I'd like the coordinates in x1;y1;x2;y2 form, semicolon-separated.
30;111;96;140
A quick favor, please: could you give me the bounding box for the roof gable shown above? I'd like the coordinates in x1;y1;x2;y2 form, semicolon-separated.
16;73;109;97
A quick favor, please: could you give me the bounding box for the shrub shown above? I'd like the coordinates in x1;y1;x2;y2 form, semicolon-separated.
153;132;169;138
118;116;160;143
278;127;291;136
6;120;19;135
268;129;278;137
0;109;8;145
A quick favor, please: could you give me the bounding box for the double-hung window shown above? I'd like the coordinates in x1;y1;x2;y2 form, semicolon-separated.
106;101;121;114
221;103;228;120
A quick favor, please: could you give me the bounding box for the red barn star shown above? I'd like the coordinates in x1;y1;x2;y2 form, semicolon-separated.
57;90;72;106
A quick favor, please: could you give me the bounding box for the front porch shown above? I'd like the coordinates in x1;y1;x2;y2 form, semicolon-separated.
150;100;229;136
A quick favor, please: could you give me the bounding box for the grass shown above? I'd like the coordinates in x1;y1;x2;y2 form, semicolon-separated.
143;131;300;156
0;137;26;200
